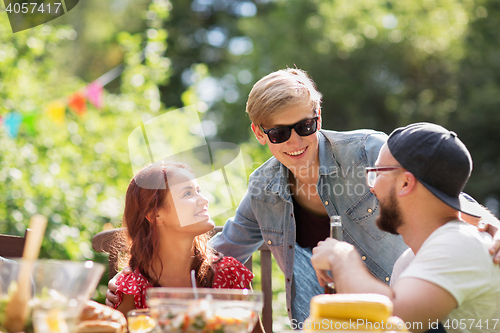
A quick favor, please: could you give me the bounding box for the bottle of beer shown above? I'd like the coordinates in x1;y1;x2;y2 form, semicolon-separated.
325;215;342;294
330;215;343;242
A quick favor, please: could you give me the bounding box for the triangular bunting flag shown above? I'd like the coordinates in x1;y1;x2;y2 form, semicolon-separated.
68;92;87;116
22;112;38;135
4;112;23;139
46;101;66;125
86;81;104;109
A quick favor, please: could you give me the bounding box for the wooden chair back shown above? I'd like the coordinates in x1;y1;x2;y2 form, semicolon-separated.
0;229;29;258
92;226;274;333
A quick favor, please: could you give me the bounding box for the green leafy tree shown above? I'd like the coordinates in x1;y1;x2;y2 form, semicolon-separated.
155;0;500;209
0;0;172;300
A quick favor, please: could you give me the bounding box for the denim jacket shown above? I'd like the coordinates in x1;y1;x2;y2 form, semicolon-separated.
210;130;408;324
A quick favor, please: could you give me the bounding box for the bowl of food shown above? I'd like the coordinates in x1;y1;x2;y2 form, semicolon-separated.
0;259;105;333
147;288;263;333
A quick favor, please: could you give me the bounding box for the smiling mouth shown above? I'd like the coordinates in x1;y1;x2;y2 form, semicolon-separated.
195;208;209;217
285;147;307;156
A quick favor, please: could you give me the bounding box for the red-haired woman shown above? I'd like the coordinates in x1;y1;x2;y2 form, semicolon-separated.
113;161;253;314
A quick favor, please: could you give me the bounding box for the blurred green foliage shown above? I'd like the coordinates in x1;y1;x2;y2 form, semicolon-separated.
156;0;500;207
1;0;500;327
0;0;172;301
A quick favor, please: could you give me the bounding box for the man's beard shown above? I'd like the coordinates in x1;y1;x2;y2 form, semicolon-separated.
376;187;404;235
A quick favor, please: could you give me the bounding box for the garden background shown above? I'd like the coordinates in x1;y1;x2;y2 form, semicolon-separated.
1;0;500;330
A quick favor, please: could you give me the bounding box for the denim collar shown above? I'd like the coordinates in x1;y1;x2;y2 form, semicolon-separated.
264;130;340;197
317;130;340;176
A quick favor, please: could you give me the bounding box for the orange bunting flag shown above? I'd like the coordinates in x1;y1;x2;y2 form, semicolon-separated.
46;101;66;125
68;92;87;116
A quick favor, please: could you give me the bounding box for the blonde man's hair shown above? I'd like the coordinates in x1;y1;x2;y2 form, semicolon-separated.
246;68;322;126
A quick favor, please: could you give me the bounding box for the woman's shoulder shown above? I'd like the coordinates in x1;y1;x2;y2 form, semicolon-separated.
213;256;254;289
116;268;150;292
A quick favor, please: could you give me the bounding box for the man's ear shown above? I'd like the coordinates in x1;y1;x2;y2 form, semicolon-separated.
251;122;267;145
399;171;416;197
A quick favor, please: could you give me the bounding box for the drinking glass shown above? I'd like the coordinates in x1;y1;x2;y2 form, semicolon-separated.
128;308;158;333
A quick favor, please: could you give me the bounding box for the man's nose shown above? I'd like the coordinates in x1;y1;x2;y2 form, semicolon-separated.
287;128;302;145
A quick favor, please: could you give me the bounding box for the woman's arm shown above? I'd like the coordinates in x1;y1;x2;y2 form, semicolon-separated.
116;294;136;316
105;267;133;308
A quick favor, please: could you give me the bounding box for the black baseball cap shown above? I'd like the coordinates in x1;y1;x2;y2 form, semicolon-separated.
387;122;481;218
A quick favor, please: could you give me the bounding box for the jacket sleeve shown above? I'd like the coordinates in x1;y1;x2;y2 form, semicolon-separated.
209;189;264;265
364;131;388;167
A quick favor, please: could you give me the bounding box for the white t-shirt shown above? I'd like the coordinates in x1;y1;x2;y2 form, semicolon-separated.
390;247;414;286
399;221;500;333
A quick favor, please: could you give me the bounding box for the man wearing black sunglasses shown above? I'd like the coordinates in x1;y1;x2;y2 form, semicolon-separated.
105;68;500;326
210;68;409;324
259;117;320;144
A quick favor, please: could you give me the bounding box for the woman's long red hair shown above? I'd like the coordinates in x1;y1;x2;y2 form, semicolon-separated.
116;161;217;287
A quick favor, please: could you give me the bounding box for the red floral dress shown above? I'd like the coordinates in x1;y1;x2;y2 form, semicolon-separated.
114;256;254;309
